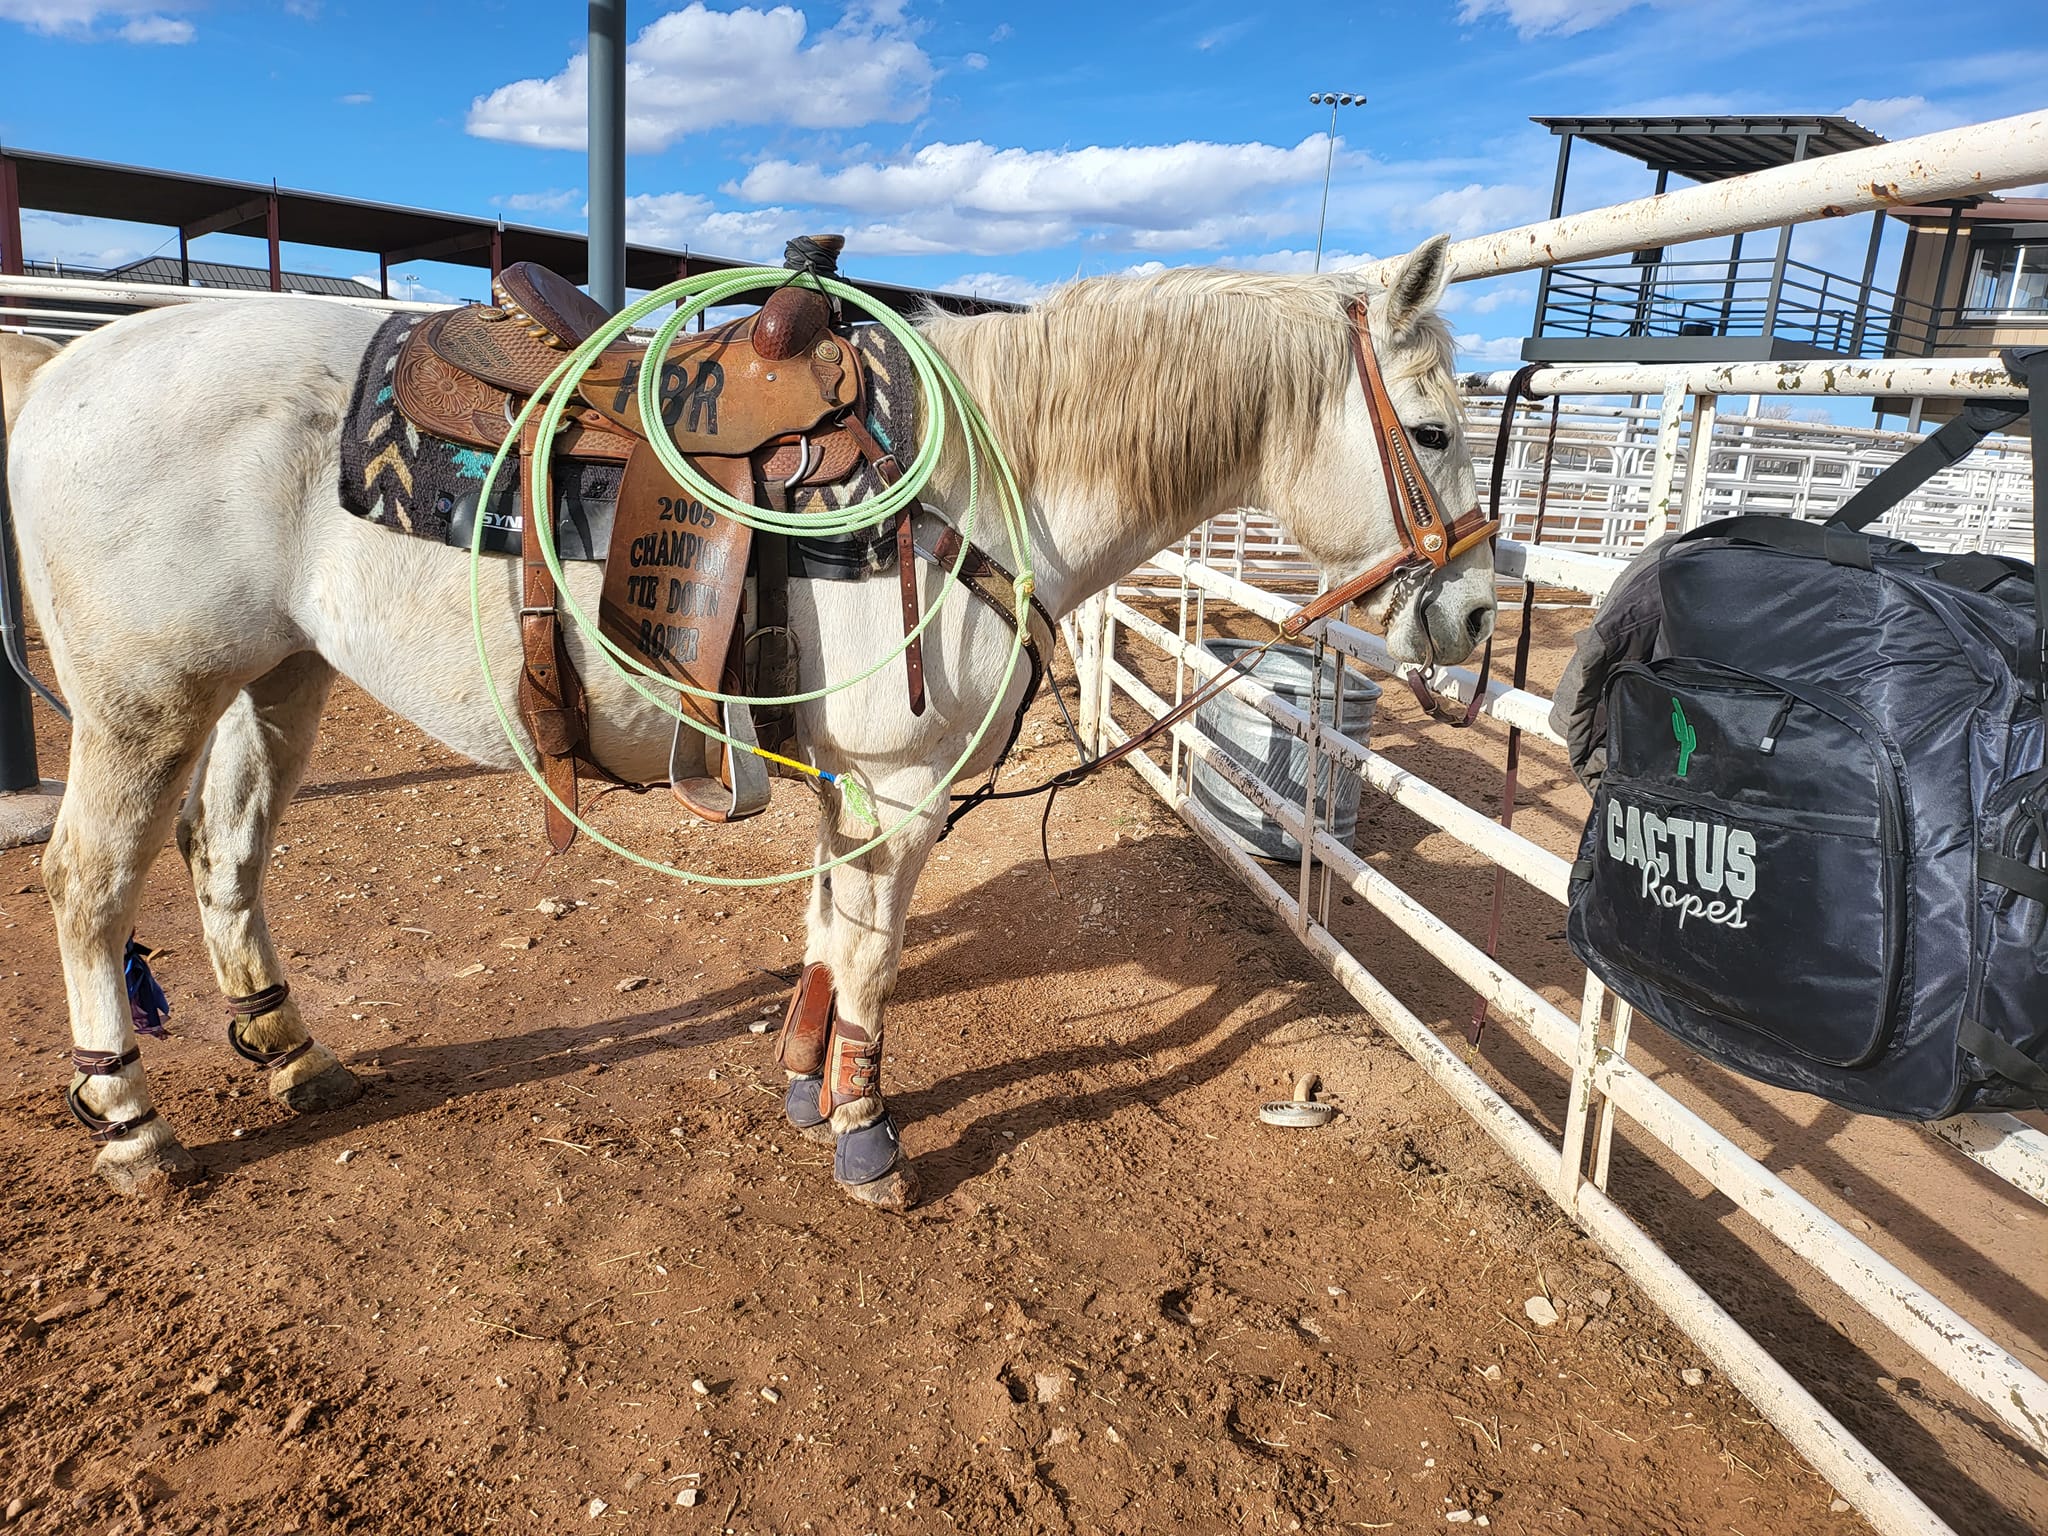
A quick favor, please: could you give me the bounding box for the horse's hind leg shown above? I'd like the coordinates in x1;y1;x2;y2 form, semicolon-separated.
45;700;227;1193
176;653;360;1113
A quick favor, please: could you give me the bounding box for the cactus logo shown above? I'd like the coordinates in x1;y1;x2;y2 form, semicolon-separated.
1671;698;1696;778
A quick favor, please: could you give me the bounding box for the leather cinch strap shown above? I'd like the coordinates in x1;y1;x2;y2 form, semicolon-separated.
515;416;591;853
1282;299;1498;638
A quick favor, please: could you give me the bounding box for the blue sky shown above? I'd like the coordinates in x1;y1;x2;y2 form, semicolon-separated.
3;0;2045;366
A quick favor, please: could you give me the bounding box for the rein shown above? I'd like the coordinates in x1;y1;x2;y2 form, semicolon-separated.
947;291;1492;848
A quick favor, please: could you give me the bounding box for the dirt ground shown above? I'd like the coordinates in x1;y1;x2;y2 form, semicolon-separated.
1;599;2043;1536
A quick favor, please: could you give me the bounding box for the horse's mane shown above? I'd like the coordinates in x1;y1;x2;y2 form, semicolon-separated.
916;265;1461;535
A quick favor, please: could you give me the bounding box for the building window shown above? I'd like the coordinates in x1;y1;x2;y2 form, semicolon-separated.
1965;243;2048;317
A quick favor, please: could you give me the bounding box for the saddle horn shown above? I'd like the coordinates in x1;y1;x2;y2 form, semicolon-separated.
754;234;844;362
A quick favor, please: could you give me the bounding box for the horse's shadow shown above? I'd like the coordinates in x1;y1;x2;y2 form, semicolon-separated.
176;838;1324;1195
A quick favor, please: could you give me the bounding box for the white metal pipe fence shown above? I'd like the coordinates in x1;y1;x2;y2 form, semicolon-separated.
1093;111;2048;1536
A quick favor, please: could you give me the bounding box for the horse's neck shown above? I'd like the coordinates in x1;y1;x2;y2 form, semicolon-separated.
1008;492;1216;621
919;325;1242;622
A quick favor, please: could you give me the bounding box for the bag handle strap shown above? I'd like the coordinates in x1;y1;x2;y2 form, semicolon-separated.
2004;346;2048;690
1823;398;2027;532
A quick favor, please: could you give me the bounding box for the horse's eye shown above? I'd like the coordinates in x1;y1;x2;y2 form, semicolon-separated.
1412;423;1451;452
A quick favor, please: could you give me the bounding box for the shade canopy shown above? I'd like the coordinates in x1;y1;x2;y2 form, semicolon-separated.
1532;116;1888;183
0;146;1012;314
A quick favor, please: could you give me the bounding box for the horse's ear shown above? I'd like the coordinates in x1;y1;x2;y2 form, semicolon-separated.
1382;234;1453;341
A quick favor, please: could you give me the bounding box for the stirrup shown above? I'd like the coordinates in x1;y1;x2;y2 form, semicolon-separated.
668;705;771;822
225;983;315;1070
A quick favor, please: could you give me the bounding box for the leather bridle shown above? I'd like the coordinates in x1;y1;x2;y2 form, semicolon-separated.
943;291;1508;847
1280;297;1498;642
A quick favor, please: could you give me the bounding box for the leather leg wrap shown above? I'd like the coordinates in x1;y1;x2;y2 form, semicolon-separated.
816;1015;881;1122
774;962;834;1078
225;983;314;1071
66;1080;157;1145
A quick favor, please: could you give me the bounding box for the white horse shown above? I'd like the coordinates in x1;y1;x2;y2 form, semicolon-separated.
3;236;1492;1207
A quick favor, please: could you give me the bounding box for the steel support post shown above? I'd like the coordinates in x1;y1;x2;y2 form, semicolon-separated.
586;0;628;313
266;190;281;293
1924;202;1965;355
1531;133;1572;338
0;154;20;277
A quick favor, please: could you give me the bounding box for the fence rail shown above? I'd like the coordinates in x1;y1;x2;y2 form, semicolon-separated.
1088;109;2048;1536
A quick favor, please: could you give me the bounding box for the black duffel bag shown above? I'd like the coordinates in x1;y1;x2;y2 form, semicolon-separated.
1563;350;2048;1119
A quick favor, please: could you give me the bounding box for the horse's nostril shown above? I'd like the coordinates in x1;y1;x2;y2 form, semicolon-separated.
1466;605;1493;643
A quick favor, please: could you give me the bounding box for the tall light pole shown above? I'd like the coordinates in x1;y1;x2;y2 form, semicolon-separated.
1308;91;1366;273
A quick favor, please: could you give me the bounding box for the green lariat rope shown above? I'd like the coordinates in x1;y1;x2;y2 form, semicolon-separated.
466;267;1032;888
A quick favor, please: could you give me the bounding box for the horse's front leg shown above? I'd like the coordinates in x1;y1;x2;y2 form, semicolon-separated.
176;654;361;1112
778;771;944;1210
771;801;844;1144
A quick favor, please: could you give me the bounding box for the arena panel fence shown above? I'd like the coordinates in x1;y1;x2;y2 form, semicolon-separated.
1075;116;2048;1536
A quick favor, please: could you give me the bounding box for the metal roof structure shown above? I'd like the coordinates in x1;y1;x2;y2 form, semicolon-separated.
0;146;1013;314
1886;196;2048;230
104;255;377;297
1532;116;1889;182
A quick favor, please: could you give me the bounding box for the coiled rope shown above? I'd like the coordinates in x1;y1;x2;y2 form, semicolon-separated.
466;267;1034;888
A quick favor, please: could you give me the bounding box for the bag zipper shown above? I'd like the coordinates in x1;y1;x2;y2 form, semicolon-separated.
1759;693;1795;755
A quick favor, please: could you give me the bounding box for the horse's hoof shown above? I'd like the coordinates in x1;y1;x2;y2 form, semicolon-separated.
800;1122;839;1146
838;1160;920;1211
280;1064;362;1114
828;1109;915;1206
95;1138;201;1196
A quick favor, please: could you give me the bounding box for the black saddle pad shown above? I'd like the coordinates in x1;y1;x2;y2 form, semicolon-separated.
338;313;623;558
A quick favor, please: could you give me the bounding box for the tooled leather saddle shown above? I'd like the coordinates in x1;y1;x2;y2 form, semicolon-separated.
388;237;1053;853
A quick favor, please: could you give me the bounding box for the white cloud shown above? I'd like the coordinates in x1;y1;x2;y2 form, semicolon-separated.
17;210;164;267
359;273;474;306
625;192;802;257
1438;275;1536;318
1195;19;1253;50
944;271;1057;304
466;3;933;151
962;50;988;69
989;21;1012;41
1837;96;1967;141
726;136;1329;255
1455;0;1653;38
1414;182;1547;238
116;11;188;41
1220;248;1377;274
339;91;373;106
0;1;194;38
1454;332;1527;366
494;188;581;214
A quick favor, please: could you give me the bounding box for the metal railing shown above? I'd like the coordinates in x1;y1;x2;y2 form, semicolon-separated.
1537;255;1932;357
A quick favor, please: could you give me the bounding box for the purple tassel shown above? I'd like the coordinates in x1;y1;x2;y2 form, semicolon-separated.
124;937;171;1039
